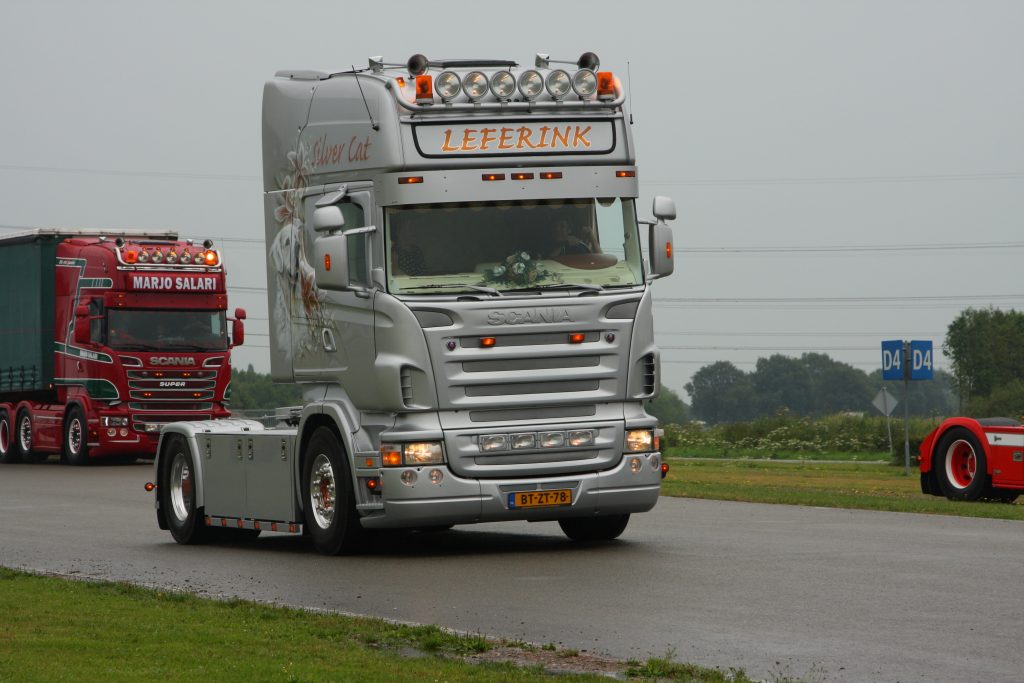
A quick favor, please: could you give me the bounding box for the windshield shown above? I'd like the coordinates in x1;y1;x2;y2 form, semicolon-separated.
386;198;643;294
106;310;228;351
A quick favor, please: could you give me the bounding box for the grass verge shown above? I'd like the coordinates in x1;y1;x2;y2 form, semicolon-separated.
662;447;888;462
660;458;1024;520
0;567;777;682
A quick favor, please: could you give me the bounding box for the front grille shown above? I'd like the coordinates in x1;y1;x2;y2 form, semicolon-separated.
129;402;214;412
126;370;218;402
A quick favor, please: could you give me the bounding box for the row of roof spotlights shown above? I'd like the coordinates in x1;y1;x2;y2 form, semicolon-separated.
405;52;615;104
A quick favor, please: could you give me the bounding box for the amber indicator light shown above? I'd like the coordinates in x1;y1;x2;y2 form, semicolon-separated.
540;171;563;180
480;337;497;348
482;173;506;182
615;170;636;178
395;77;406;88
511;172;534;181
415;74;433;102
124;250;138;264
381;450;402;467
366;478;380;491
568;333;586;344
597;71;616;97
398;176;424;185
324;254;332;271
666;241;673;259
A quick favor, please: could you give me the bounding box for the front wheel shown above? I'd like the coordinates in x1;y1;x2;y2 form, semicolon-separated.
160;435;209;544
935;428;988;501
301;427;369;555
63;406;90;466
0;408;18;464
558;514;630;541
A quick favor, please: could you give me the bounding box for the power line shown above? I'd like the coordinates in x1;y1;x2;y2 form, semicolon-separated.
683;241;1024;254
643;171;1024;187
0;164;259;182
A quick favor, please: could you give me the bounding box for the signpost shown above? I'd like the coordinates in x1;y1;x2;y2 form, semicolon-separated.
871;387;898;455
880;340;934;474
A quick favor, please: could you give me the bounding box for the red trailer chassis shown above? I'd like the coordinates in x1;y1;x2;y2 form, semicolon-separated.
919;417;1024;502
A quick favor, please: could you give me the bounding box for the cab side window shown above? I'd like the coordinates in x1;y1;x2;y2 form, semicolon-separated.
88;298;104;344
338;201;368;285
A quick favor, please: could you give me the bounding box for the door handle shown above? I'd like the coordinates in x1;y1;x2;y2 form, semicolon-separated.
322;328;337;352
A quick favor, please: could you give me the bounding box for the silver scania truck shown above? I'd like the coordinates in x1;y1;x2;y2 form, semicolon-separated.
152;52;677;554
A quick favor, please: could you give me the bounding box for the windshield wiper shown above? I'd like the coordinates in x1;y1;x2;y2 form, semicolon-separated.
503;283;604;294
401;283;503;296
163;344;221;351
112;343;163;351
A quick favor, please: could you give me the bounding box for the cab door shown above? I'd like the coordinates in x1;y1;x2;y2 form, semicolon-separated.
293;184;379;406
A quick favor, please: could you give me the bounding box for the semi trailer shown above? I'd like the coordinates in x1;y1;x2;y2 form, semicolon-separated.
152;52;676;553
0;229;243;465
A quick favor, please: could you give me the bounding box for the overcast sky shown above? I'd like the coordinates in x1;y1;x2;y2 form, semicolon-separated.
2;0;1021;399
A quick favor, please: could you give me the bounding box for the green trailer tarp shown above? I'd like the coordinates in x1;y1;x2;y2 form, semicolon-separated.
0;236;57;398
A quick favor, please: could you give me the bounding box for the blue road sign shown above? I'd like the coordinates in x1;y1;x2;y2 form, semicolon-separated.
881;339;904;380
909;340;934;380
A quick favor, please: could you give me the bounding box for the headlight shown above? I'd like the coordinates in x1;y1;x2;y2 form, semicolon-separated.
436;71;461;101
381;441;445;466
166;251;178;264
572;69;597;97
517;70;543;100
479;434;508;452
510;433;536;450
101;416;129;426
625;429;654;452
489;71;516;100
151;250;164;264
568;430;594;447
137;250;150;263
462;71;488;100
539;431;565;448
545;69;571;100
180;250;192;264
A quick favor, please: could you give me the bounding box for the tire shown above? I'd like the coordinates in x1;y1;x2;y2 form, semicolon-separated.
302;426;370;555
63;406;90;466
0;408;19;464
558;514;630;542
15;410;47;464
934;427;988;501
159;435;209;544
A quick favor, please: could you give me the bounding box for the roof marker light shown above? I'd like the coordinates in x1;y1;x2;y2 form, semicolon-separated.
616;170;636;178
540;171;563;180
572;69;598;97
482;173;505;182
511;172;534;181
517;70;543;101
490;71;516;100
463;71;488;101
545;69;571;100
480;337;496;348
398;176;424;185
436;71;461;101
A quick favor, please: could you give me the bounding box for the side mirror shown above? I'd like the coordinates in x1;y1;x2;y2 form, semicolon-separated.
313;206;345;233
653;196;676;221
648;223;674;279
74;305;91;345
314;233;350;291
230;307;246;347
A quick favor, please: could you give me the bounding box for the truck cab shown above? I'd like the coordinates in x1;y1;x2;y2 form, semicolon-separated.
155;52;676;552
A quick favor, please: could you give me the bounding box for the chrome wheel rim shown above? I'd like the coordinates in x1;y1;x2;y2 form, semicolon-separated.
18;416;31;452
68;418;83;455
169;452;194;523
945;439;977;489
309;453;336;529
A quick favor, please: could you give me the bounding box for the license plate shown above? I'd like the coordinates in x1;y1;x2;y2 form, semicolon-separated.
508;489;572;509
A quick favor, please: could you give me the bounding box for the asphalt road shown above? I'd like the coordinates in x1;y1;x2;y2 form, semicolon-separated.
1;461;1021;683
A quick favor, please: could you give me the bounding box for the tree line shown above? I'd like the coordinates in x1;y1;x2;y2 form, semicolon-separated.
652;307;1023;425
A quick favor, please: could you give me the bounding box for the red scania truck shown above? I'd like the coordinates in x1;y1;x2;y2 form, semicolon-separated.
0;228;244;465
